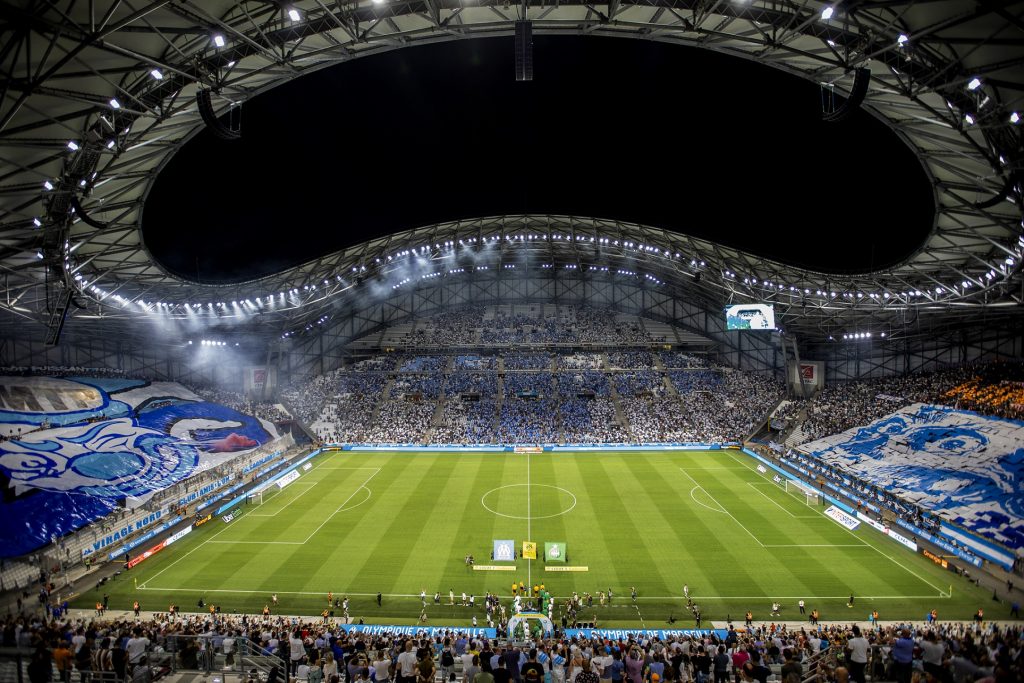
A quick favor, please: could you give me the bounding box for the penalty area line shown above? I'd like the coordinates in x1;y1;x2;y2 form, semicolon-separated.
724;451;949;599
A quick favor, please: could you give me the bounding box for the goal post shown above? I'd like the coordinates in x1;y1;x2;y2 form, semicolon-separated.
247;490;264;506
758;465;819;505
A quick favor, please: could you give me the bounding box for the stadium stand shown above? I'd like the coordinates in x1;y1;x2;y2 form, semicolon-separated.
1;611;1019;683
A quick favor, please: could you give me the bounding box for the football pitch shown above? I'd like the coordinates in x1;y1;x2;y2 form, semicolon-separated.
80;449;994;624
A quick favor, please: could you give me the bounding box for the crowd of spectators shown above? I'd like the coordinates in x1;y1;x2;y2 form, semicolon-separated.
767;400;807;431
558;372;611;398
671;371;785;443
607;351;655;370
620;396;691;442
942;362;1024;420
457;356;497;371
399;356;449;373
433;373;498;443
282;372;389;443
188;386;290;423
473;307;655;345
434;398;497;443
409;307;485;347
559;354;603;370
659;352;716;369
275;351;792;445
9;602;1019;683
504;354;553;371
796;368;973;444
614;371;665;397
364;399;436;444
560;398;627;442
498;374;557;443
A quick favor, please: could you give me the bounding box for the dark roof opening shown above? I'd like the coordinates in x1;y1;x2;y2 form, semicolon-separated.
143;35;933;283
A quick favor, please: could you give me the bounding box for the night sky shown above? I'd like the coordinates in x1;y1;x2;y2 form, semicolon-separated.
143;35;934;283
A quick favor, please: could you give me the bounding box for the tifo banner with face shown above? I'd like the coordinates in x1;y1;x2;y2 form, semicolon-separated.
545;541;566;562
0;376;279;557
493;539;515;562
522;541;537;560
803;402;1024;550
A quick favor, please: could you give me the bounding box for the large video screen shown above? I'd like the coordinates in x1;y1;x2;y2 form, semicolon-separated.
725;303;776;330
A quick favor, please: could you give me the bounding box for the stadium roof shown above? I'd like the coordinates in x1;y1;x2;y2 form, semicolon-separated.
0;0;1021;346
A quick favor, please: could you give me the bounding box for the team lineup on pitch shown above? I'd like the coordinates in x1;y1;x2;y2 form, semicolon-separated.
81;449;993;624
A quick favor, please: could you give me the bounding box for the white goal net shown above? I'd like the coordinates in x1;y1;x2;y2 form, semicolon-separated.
759;465;819;506
247;490;265;506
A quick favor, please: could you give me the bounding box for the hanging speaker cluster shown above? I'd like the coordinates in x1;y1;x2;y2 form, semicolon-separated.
197;89;242;140
515;21;533;82
822;68;871;123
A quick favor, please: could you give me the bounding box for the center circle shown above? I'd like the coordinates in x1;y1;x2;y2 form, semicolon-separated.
480;484;577;519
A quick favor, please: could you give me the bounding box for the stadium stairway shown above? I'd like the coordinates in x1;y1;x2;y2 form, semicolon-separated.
493;374;505;435
370;375;398;424
746;395;787;442
607;377;634;441
784;424;809;448
424;377;450;443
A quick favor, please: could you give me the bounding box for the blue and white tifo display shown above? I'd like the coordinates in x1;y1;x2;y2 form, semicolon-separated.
0;376;280;557
802;403;1024;549
724;303;776;330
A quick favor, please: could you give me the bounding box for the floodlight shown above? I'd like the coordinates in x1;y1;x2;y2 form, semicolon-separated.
288;8;301;21
109;98;121;109
897;34;908;46
821;6;834;20
964;113;975;125
33;217;41;227
67;141;79;151
213;34;226;47
967;77;982;91
1011;112;1020;124
151;69;163;80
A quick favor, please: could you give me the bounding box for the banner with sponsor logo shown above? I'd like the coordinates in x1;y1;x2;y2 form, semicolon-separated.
887;528;918;551
127;525;192;568
856;511;887;533
338;624;496;638
566;628;728;641
923;549;949;569
544;542;566;562
493;539;515;562
824;505;861;531
522;541;537;560
276;470;300;489
107;515;183;560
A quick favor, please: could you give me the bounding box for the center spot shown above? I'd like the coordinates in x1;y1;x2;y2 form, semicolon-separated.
480;484;577;519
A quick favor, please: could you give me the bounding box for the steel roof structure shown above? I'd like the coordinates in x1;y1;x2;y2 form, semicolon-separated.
0;0;1021;350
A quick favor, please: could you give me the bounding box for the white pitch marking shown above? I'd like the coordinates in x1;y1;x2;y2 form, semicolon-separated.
249;482;318;516
679;467;764;547
301;469;381;543
725;451;948;598
136;586;945;601
688;486;728;515
746;482;820;519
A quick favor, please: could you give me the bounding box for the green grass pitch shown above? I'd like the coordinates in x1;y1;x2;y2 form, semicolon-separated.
78;449;997;625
